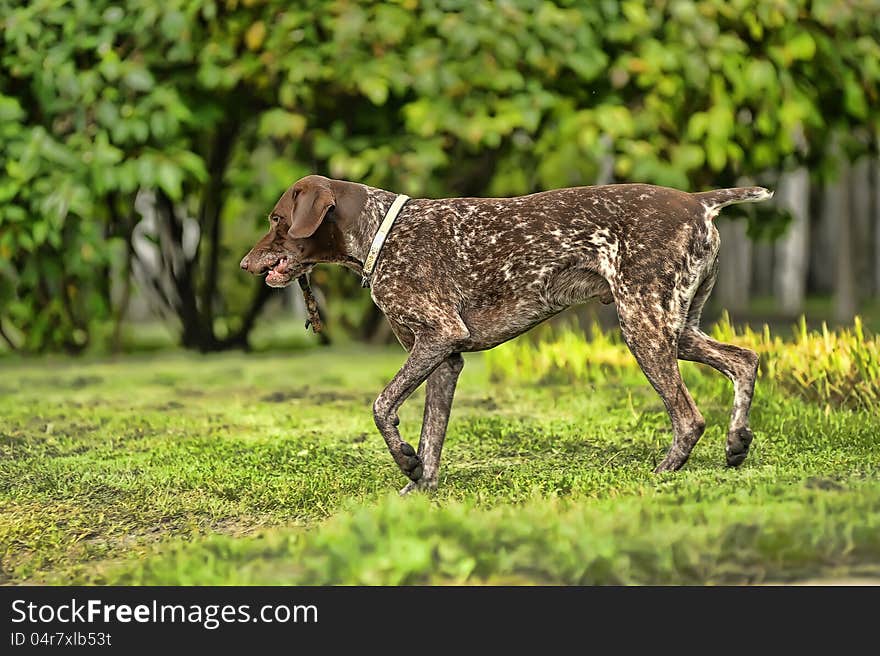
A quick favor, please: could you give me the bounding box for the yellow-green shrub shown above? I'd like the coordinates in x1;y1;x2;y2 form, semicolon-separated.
485;321;635;384
485;314;880;410
712;313;879;410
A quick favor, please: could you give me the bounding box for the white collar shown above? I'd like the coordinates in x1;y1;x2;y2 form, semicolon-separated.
361;194;410;288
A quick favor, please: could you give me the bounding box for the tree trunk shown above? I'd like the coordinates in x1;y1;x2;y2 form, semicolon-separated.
105;193;135;353
111;243;134;354
198;122;240;337
751;241;774;301
875;157;880;297
808;183;834;294
773;167;810;316
220;283;274;350
152;190;213;350
716;218;752;314
831;159;857;322
850;156;872;303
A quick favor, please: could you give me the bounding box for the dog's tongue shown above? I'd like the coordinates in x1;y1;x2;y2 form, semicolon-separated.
265;257;290;286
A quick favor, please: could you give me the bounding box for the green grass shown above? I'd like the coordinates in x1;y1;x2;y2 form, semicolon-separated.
1;345;879;584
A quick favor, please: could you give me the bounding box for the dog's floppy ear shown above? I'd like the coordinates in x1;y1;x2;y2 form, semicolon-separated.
288;182;335;239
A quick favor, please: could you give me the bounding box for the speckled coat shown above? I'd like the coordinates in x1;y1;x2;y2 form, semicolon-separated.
240;176;772;493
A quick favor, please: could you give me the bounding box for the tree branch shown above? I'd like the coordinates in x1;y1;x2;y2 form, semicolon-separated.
0;320;18;352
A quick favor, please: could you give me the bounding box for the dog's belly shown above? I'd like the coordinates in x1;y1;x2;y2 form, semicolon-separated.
459;266;614;351
460;303;560;351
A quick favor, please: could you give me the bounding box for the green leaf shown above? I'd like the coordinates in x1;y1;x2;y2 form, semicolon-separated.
124;68;155;92
844;74;868;119
160;11;186;39
706;139;727;172
687;113;709;140
786;32;816;62
359;78;389;106
32;221;48;246
672;144;705;172
0;96;25;122
746;59;775;90
258;110;307;138
156;162;183;201
245;21;267;51
568;51;609;81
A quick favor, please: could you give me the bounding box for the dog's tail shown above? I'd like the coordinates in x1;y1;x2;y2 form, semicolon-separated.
693;186;774;214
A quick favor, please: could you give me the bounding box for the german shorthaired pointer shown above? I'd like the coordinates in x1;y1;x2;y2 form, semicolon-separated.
241;175;772;494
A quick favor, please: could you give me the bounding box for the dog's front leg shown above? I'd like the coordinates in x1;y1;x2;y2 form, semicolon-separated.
373;336;458;487
399;352;464;495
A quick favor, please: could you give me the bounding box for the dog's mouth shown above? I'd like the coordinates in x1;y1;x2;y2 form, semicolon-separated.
265;257;293;288
264;258;314;288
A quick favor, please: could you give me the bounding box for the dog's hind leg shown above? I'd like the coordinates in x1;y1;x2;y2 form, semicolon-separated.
400;352;464;495
677;265;759;467
678;329;758;466
615;300;706;473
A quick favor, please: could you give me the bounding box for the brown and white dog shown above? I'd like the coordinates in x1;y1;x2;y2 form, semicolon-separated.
240;175;772;493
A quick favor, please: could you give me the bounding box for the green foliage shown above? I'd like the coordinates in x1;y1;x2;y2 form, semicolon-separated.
1;348;878;584
0;97;116;351
486;314;880;410
0;0;211;350
2;0;879;351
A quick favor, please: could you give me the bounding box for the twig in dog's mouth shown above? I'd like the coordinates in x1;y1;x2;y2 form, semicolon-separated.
297;274;323;333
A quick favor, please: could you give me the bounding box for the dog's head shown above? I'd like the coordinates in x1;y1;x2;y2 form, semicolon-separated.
240;175;364;288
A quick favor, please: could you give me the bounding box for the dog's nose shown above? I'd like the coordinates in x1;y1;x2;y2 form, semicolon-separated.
240;256;250;271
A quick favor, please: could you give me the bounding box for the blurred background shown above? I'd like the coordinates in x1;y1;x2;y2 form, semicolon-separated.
1;0;878;356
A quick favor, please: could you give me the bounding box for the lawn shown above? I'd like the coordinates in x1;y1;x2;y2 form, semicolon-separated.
1;342;879;585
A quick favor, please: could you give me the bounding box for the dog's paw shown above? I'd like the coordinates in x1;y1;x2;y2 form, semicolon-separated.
726;427;754;467
397;442;423;481
653;448;689;473
653;458;683;473
399;478;437;496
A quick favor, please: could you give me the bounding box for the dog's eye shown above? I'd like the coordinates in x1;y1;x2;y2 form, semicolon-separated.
270;215;280;224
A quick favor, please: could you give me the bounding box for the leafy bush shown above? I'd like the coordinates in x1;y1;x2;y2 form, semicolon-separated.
486;313;880;410
0;102;118;352
3;1;880;351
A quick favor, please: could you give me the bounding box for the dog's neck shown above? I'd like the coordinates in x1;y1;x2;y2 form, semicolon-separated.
340;185;399;267
301;182;400;276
